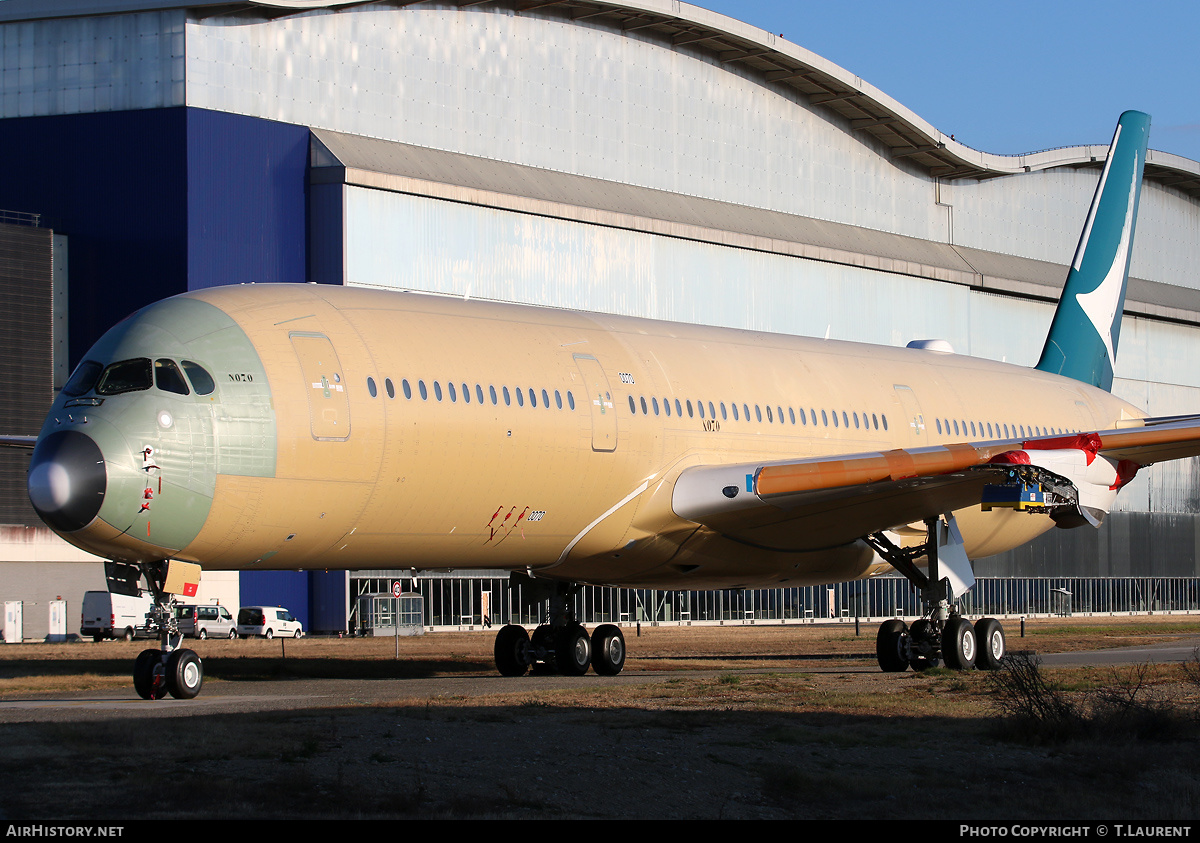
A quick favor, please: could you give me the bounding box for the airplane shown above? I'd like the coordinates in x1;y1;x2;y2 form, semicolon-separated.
12;110;1200;700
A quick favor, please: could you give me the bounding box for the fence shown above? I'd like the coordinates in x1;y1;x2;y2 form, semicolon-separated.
349;575;1200;631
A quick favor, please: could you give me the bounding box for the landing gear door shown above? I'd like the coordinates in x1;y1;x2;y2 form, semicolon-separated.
574;353;617;452
291;332;351;441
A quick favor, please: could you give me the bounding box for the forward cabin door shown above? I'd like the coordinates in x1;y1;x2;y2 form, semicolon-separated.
574;353;617;452
291;332;351;441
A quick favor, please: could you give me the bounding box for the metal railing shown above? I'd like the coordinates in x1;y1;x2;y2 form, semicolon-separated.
349;575;1200;631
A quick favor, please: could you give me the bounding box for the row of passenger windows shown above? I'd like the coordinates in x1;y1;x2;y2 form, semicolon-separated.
363;375;1075;442
624;394;891;431
366;376;578;411
935;418;1076;440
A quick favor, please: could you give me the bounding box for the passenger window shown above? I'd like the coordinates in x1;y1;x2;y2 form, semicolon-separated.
516;388;524;407
449;382;457;402
628;396;636;413
154;359;190;395
664;398;671;417
640;396;648;414
555;390;563;409
489;385;498;405
937;419;943;435
755;405;762;423
842;411;849;428
697;401;704;419
477;384;485;404
882;415;888;431
832;411;838;428
386;378;395;399
853;412;859;429
529;388;536;408
765;406;772;423
721;403;727;421
872;413;878;430
434;382;443;401
731;403;738;421
419;380;428;400
180;360;215;395
788;408;795;425
402;379;412;399
568;391;575;410
503;387;511;406
821;410;828;426
542;389;549;408
676;399;683;416
653;397;660;416
462;383;470;404
96;358;153;396
687;400;694;418
367;377;377;398
777;406;784;424
709;402;716;419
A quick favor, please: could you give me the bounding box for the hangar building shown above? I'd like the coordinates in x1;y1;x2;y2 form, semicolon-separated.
2;0;1199;636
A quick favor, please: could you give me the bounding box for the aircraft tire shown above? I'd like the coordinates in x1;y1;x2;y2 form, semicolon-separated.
494;624;531;677
166;649;203;700
555;625;591;676
876;619;909;673
590;624;626;676
943;617;977;671
907;619;938;671
974;618;1006;670
133;649;167;700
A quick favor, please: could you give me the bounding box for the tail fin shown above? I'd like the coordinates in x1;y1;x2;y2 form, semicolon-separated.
1035;110;1150;391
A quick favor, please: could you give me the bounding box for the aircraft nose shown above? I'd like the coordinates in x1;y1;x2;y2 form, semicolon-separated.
28;430;107;532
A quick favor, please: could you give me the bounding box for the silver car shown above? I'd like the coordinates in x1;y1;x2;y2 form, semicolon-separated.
175;604;237;639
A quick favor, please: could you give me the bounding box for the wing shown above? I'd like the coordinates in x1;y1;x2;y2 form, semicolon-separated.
671;418;1200;552
0;434;37;450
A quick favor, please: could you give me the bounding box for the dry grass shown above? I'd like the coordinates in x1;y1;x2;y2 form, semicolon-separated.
2;616;1200;820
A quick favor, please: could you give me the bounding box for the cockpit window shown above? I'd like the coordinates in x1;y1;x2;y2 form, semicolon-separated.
62;360;103;397
180;360;215;395
154;359;190;395
95;358;153;395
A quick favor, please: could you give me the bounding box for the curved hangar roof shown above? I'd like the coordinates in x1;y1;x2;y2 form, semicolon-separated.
4;0;1198;197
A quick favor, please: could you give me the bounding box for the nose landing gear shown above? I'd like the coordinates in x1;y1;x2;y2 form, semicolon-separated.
110;560;206;699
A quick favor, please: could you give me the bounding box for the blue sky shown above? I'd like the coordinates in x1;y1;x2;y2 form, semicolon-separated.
697;0;1200;163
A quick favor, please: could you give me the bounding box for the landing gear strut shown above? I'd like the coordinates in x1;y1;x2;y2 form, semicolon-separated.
110;560;205;699
492;578;626;677
865;516;1004;673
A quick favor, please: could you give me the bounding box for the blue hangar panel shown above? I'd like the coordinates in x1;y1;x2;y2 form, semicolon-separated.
0;108;188;368
185;109;309;292
0;107;311;366
240;570;311;633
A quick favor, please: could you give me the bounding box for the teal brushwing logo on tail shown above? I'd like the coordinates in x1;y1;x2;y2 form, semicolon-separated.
1035;111;1150;392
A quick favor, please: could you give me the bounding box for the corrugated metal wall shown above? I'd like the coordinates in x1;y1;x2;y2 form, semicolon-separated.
0;221;53;525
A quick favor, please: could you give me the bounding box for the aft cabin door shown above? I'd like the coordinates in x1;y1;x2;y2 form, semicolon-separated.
893;384;927;445
574;354;617;452
291;332;351;441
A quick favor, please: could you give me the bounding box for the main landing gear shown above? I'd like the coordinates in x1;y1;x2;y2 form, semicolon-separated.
865;516;1006;673
493;581;626;677
109;560;205;700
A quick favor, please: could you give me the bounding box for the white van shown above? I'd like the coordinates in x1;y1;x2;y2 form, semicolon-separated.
236;606;303;639
175;603;237;639
81;590;155;641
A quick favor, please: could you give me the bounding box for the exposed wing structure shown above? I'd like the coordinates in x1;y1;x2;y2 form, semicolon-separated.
672;419;1200;552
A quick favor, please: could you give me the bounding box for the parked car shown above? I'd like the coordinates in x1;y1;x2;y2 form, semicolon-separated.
80;590;155;641
236;606;303;639
175;603;237;639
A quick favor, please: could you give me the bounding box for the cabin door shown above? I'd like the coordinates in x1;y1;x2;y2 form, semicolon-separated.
291;332;351;441
574;354;617;452
892;384;927;445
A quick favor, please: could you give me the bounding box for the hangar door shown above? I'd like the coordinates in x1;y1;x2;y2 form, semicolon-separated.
291;332;351;441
